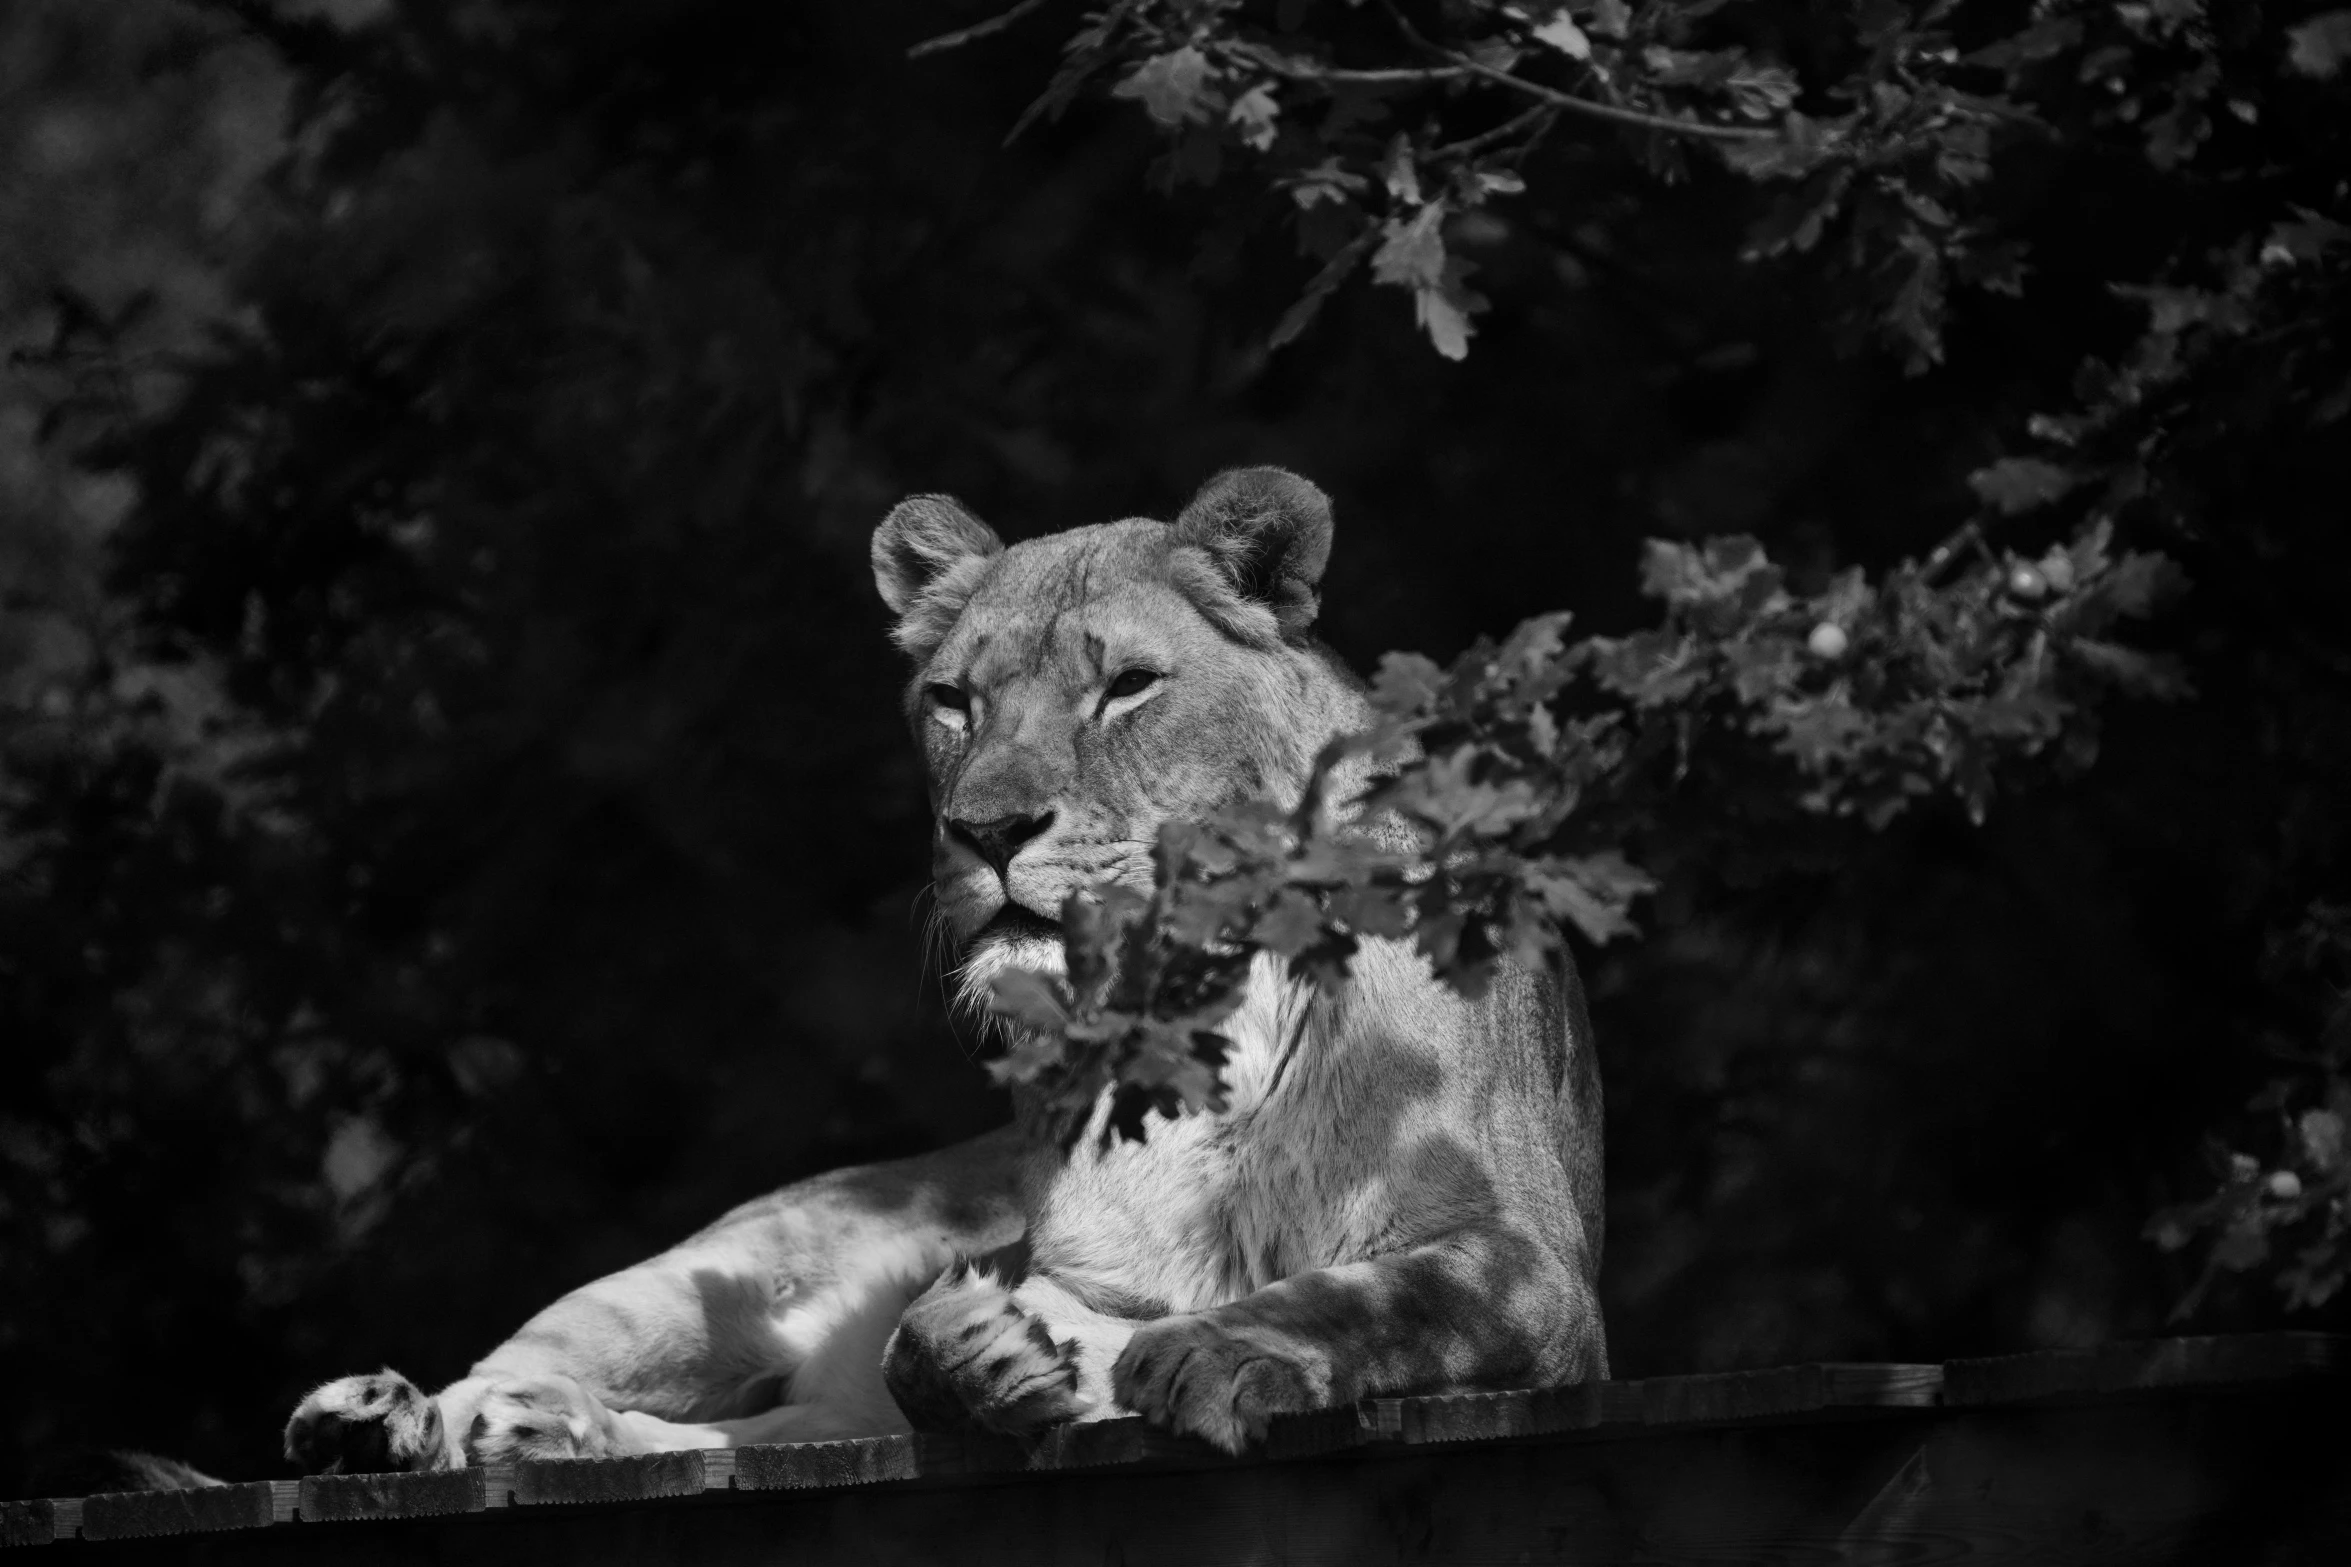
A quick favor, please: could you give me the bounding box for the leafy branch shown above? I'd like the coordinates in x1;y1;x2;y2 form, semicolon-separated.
990;516;2184;1148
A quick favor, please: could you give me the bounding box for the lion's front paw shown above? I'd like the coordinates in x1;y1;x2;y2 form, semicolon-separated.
882;1265;1089;1436
463;1376;631;1465
1110;1314;1331;1455
285;1370;449;1475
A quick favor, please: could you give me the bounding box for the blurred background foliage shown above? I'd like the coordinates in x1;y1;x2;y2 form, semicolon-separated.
2;0;2346;1493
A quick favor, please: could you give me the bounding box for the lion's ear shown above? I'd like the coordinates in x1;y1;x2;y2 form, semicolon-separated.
871;494;1004;626
1170;467;1334;637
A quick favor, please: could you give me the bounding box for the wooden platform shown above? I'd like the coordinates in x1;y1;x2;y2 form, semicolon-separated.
6;1333;2347;1563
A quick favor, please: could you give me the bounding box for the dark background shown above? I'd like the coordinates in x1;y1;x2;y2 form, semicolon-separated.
4;0;2344;1495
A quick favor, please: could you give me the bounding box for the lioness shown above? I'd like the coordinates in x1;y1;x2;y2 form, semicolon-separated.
284;468;1604;1471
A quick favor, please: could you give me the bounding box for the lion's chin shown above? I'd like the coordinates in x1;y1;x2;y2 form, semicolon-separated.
954;922;1067;1016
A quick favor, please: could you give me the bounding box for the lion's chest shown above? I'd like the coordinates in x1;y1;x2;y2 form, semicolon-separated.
1027;959;1397;1313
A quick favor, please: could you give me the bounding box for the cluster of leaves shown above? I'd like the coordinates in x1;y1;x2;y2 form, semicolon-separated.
995;1;2351;372
2149;902;2351;1314
990;515;2181;1145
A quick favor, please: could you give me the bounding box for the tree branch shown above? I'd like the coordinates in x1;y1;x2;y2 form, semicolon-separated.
908;0;1053;59
1255;59;1474;85
1429;105;1557;163
1445;53;1776;144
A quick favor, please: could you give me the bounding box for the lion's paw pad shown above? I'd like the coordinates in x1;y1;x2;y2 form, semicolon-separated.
1111;1316;1328;1456
285;1370;447;1474
463;1377;627;1465
884;1266;1087;1435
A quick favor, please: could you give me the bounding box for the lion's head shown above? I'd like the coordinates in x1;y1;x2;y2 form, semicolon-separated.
869;467;1368;988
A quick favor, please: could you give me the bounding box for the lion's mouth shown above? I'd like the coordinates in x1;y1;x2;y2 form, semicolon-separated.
976;902;1062;945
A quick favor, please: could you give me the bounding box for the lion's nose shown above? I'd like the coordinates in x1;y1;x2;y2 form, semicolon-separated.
945;809;1056;876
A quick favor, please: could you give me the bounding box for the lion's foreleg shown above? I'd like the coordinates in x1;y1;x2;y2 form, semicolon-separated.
1110;1227;1598;1454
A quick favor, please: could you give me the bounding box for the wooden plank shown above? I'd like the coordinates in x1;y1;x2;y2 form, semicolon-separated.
1363;1380;1603;1446
904;1430;1028;1479
1022;1403;1365;1471
0;1500;52;1549
510;1451;707;1507
77;1482;274;1542
1639;1364;1829;1427
1943;1331;2351;1407
1257;1403;1373;1463
298;1466;485;1523
1821;1363;1942;1408
1023;1416;1221;1472
734;1437;916;1491
43;1382;2345;1566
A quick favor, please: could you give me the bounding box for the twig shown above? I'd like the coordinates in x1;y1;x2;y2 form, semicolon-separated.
1255;59;1474;85
1365;0;1775;145
908;0;1052;59
1429;105;1557;162
1445;53;1777;143
1919;520;1985;580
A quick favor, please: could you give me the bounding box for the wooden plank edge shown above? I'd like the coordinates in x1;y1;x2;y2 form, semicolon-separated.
1821;1362;1944;1408
0;1499;54;1549
299;1466;486;1523
1942;1331;2351;1407
511;1449;709;1506
735;1437;917;1491
1640;1364;1831;1428
78;1481;275;1542
1362;1381;1606;1447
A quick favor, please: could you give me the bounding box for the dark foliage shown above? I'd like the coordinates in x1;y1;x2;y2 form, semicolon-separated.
2;0;2346;1494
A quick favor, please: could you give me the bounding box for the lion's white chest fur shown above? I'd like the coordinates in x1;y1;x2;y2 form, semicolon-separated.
1023;942;1469;1315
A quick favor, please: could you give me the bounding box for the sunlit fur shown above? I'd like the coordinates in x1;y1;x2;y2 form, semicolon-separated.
875;470;1608;1454
281;468;1604;1473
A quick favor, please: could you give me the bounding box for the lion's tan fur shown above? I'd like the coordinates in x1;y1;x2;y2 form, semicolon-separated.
284;468;1603;1471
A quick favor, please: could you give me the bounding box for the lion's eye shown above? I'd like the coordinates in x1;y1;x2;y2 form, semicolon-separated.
926;683;969;713
1104;668;1160;700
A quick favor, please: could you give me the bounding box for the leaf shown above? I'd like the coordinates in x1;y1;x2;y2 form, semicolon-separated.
1112;47;1219;128
1371;650;1445;716
1726;635;1802;704
1329;881;1415;940
1413;279;1478;361
1525;851;1657;944
1721;114;1834;180
1725;63;1799;121
2263;208;2351;266
988;968;1070;1033
1371;204;1447;291
1638;535;1774;606
1253;888;1325;956
1968;457;2078;514
2211;1222;2269;1272
1588;0;1631;39
1533;15;1591;60
1369;206;1484;359
2287;11;2351;77
1589;629;1707;706
1771;698;1873;771
2301;1108;2346;1171
2097;552;2186;618
1228;83;1280;152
